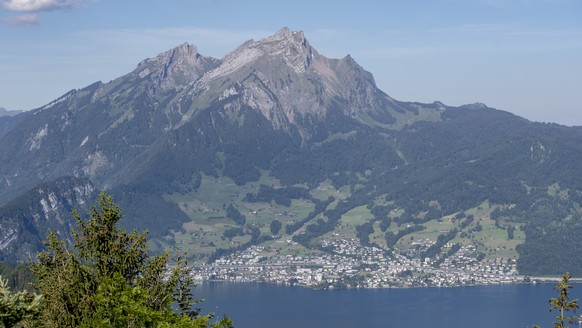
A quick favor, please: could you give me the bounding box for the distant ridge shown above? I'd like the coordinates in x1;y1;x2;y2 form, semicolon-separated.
0;107;23;117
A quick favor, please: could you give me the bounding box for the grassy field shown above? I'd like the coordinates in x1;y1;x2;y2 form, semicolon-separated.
315;205;373;242
389;201;525;259
166;174;341;259
466;216;525;259
160;174;525;263
309;180;351;202
370;221;387;248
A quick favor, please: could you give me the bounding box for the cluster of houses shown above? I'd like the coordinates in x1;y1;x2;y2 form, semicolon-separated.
192;237;524;289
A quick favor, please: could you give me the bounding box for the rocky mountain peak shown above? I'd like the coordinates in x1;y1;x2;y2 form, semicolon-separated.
135;42;220;92
259;27;314;72
267;27;307;46
179;27;397;138
204;27;315;82
137;42;198;71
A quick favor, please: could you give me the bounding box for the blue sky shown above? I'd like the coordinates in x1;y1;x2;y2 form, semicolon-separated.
1;0;581;125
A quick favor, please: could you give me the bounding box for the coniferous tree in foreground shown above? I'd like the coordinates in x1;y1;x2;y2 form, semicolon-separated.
29;192;232;328
534;272;579;328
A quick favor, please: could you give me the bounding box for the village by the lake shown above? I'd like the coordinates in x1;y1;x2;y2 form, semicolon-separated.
192;237;526;289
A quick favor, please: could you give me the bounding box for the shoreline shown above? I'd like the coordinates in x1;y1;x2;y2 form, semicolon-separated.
529;276;582;283
194;276;534;290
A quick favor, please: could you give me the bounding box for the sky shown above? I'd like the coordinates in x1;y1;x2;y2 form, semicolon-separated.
0;0;581;126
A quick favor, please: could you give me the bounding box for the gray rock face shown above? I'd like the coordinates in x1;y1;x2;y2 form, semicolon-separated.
0;177;94;263
135;43;221;92
171;27;409;138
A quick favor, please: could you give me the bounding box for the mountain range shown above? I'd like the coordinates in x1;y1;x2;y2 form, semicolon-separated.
1;27;581;275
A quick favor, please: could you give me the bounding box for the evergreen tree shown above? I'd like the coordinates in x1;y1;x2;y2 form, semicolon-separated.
0;263;34;292
0;276;41;328
29;192;232;328
534;272;579;328
269;220;282;235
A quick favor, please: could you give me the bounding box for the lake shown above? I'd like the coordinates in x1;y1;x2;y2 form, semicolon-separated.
195;282;577;328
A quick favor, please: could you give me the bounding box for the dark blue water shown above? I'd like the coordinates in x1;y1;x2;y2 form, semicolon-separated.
195;282;575;328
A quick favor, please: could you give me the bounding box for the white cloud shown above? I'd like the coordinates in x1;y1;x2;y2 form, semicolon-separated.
4;13;39;25
2;0;82;12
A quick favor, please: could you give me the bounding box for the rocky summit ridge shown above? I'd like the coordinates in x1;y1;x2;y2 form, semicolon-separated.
34;28;416;137
174;27;412;135
213;27;315;77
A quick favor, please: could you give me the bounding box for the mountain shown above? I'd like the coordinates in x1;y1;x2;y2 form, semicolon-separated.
1;27;582;276
0;176;94;263
0;107;23;117
0;108;26;138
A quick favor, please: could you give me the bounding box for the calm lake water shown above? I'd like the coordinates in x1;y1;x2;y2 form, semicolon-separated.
195;282;578;328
